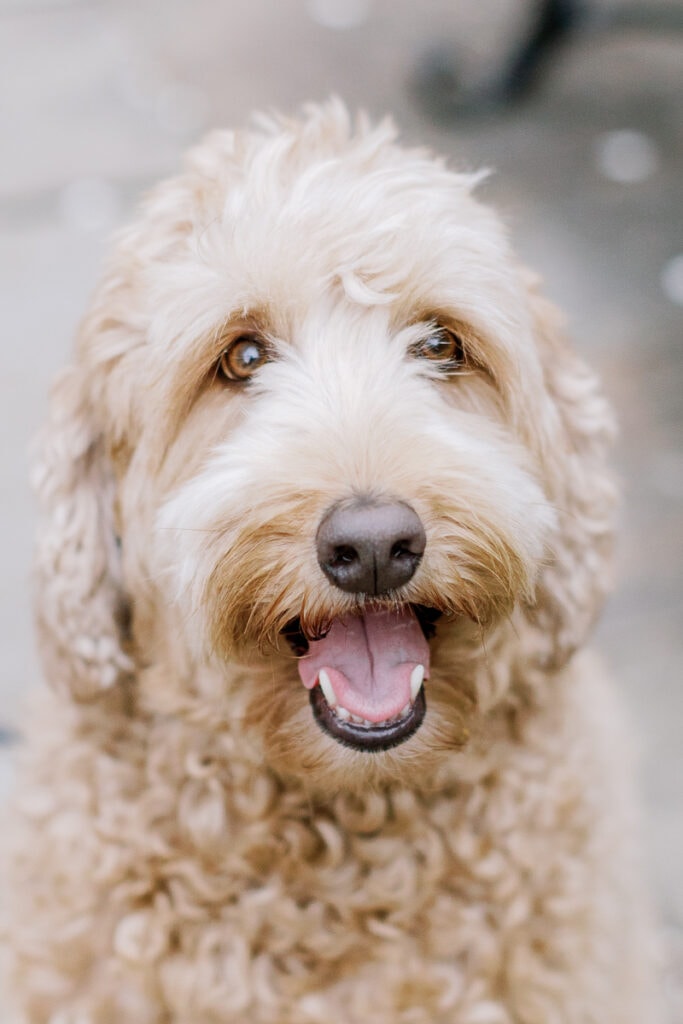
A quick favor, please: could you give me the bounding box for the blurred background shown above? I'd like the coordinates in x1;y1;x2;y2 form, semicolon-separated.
0;0;681;1017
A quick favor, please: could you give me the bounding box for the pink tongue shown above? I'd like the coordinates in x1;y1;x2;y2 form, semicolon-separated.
297;608;429;723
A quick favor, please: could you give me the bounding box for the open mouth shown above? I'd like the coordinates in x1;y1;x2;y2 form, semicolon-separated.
283;605;440;753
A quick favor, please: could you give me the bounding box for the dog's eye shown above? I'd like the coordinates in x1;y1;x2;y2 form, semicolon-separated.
218;336;269;382
414;327;465;367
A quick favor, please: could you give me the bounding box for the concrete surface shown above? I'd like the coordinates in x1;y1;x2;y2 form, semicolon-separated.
0;0;681;1018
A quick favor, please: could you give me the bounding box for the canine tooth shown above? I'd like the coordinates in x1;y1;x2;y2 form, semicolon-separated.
399;702;411;719
336;706;351;721
410;664;425;702
318;669;337;707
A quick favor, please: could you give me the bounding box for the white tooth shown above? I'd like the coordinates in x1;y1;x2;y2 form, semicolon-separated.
410;664;425;702
336;706;351;721
399;702;411;719
351;714;364;725
318;670;337;707
362;719;373;728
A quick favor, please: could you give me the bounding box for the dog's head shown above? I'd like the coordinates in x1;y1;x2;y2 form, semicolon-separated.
34;102;615;788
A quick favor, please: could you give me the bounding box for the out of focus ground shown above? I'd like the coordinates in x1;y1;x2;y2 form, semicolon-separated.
0;0;681;1017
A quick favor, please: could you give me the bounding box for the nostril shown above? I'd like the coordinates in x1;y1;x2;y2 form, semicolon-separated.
331;545;358;567
390;539;417;560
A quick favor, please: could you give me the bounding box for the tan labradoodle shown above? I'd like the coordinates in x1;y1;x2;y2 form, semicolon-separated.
2;101;660;1023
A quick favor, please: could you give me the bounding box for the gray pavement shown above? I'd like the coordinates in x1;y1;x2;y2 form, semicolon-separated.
1;1;681;1018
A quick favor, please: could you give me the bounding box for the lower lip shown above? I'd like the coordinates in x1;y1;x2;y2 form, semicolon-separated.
309;685;427;752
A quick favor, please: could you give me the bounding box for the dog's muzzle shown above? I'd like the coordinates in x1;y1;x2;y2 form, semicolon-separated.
285;499;428;751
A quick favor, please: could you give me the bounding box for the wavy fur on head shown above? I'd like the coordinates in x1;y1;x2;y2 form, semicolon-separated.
2;101;660;1022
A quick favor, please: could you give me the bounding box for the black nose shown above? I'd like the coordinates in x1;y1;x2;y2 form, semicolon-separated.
316;499;426;595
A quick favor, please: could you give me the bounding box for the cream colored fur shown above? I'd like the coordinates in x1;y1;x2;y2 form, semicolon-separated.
1;101;660;1022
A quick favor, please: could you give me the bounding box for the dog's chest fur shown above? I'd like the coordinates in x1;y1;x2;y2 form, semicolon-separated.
7;657;646;1023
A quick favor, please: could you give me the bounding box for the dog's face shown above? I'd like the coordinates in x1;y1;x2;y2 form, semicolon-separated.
34;104;615;789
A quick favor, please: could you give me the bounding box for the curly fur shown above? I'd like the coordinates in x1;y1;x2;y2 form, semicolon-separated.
1;101;660;1023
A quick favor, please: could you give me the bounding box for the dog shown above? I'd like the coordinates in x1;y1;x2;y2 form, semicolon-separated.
2;100;659;1023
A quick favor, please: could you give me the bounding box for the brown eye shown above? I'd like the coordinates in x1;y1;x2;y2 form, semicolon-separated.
415;326;465;367
218;335;269;381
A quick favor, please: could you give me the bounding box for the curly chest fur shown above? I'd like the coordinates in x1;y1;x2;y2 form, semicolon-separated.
4;667;644;1024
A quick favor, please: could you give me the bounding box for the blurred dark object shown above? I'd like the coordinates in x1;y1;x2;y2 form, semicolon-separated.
0;725;19;747
414;0;683;119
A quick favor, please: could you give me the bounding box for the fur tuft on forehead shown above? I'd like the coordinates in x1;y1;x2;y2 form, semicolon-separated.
95;122;542;474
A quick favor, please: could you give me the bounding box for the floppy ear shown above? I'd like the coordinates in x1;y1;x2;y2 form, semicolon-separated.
521;272;618;672
32;363;133;701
